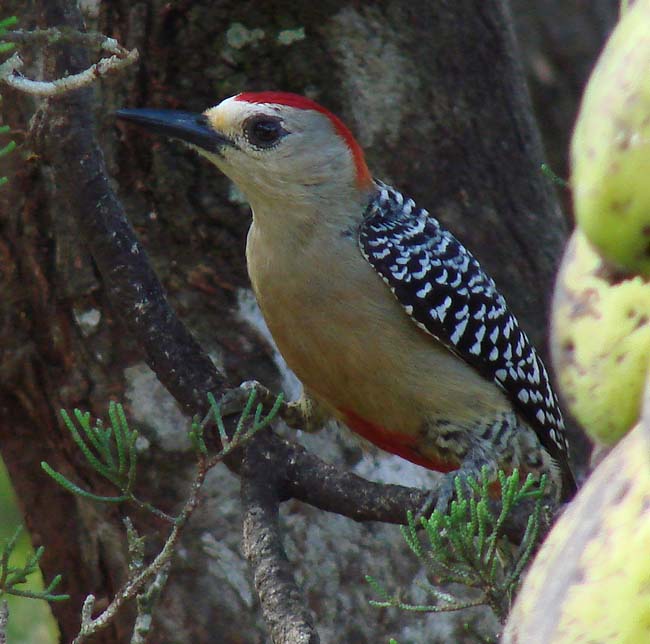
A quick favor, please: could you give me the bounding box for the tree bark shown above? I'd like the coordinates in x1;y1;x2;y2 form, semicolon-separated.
0;0;610;641
511;0;619;184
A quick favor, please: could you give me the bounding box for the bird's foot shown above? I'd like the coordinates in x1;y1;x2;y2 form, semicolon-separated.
219;380;288;418
415;472;482;524
416;475;458;523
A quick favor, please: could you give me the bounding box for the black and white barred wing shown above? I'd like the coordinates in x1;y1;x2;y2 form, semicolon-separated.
359;183;568;459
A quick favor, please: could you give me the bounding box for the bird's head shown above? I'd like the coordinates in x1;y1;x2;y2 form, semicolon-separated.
117;92;374;212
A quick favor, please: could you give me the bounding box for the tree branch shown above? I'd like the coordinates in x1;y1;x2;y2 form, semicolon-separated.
2;27;129;53
241;441;319;644
0;48;138;96
30;86;223;414
0;26;138;96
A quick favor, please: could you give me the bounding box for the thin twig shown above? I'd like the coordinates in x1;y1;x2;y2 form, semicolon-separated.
69;399;272;644
130;562;171;644
72;464;206;644
1;28;128;54
0;49;139;96
0;52;21;82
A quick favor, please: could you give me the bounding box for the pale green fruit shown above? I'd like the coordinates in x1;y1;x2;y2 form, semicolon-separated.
571;0;650;276
551;230;650;445
502;420;650;643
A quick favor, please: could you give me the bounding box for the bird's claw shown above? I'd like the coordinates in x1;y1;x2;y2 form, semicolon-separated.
219;381;287;419
414;474;466;524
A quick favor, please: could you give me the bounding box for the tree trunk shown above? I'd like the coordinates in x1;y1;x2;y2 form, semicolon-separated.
511;0;619;184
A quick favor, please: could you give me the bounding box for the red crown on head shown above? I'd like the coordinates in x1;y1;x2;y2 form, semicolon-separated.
235;92;372;189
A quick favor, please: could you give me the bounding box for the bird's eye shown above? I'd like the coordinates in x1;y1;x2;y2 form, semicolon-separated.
244;116;286;148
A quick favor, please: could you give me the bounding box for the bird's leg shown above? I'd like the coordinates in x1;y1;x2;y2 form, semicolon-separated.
284;389;331;433
415;453;499;521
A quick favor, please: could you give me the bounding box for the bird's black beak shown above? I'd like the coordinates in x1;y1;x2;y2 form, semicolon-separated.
115;108;227;154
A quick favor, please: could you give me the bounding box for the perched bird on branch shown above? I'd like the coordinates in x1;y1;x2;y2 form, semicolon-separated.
117;91;575;507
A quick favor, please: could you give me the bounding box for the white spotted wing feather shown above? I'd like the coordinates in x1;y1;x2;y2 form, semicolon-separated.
359;182;569;463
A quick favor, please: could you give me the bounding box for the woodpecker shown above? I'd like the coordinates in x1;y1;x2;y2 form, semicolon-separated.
117;92;576;504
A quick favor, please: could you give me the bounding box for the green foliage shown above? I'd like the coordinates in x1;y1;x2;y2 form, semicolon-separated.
540;163;568;188
42;402;138;504
43;390;283;519
0;16;17;53
0;16;18;188
366;469;548;632
42;390;283;642
0;459;59;642
0;123;16;188
189;389;284;459
0;527;68;603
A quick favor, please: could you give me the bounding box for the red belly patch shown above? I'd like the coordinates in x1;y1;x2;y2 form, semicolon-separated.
341;409;460;474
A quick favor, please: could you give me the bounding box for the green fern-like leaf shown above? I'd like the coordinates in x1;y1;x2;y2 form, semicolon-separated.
42;403;139;503
366;468;548;632
0;527;69;602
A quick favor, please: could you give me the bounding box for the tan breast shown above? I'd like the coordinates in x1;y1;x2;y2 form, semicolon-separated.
246;217;512;439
